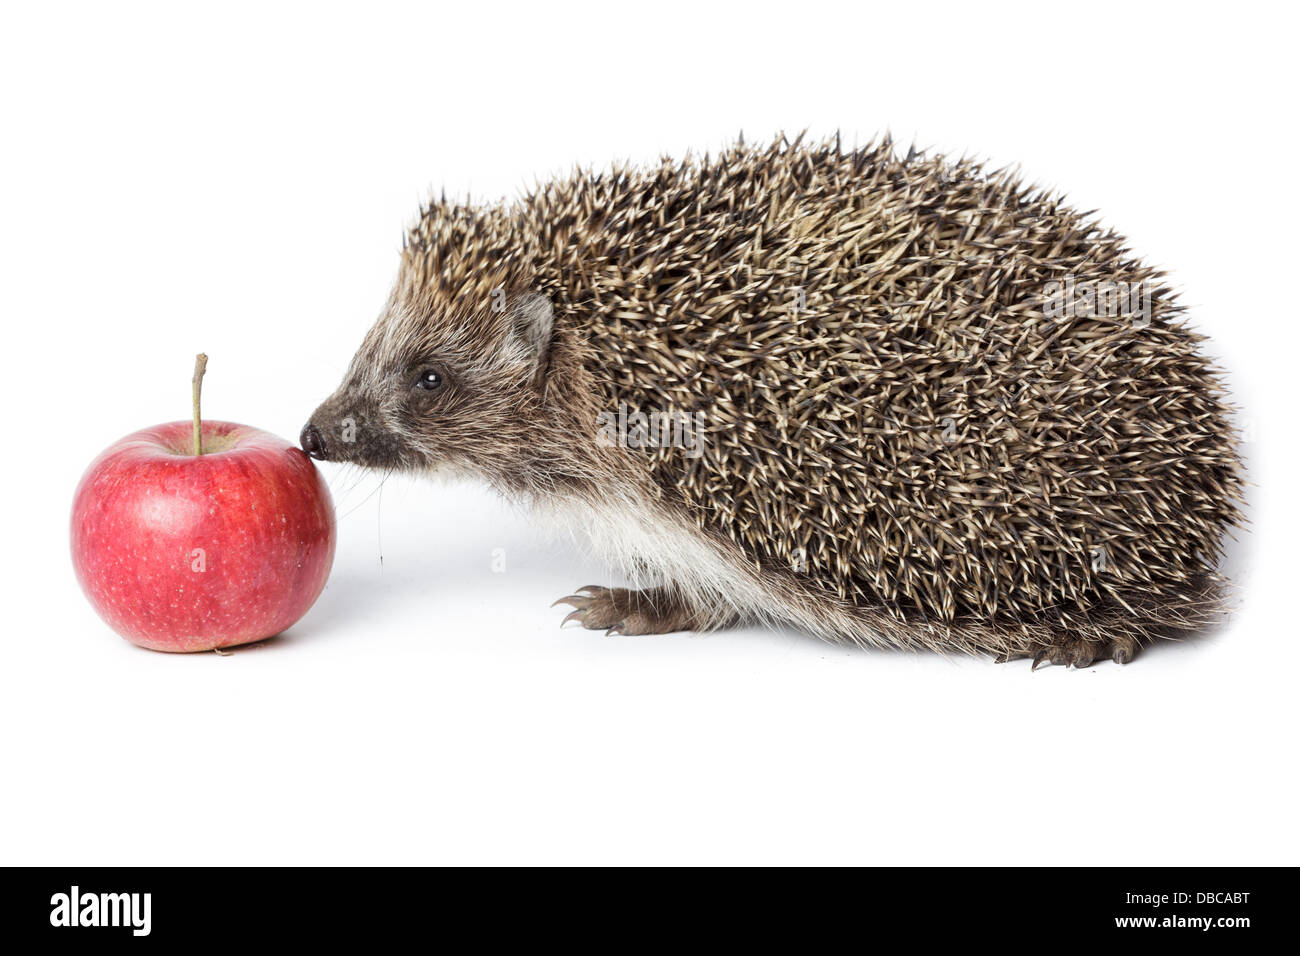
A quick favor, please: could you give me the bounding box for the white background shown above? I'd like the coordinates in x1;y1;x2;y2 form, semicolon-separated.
2;2;1296;865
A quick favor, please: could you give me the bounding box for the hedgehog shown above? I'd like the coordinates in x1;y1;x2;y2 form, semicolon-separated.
300;133;1243;667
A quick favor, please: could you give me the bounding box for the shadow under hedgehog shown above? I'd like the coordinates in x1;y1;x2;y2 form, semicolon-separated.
302;134;1243;667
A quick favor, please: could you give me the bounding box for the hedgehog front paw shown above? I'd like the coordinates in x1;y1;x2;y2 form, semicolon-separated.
551;586;704;636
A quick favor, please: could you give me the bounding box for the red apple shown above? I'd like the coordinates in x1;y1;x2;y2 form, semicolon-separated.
71;420;336;652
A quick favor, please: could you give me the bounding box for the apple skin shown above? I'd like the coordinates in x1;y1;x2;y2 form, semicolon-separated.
71;420;336;652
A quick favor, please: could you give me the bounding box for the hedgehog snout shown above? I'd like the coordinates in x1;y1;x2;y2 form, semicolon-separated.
299;423;327;460
299;396;411;470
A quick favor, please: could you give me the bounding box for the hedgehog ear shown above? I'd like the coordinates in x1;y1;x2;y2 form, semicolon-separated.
505;291;555;369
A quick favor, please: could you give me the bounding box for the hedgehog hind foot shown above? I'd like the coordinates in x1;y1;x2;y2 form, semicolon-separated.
1028;633;1138;669
552;585;734;636
992;633;1139;668
1001;574;1231;669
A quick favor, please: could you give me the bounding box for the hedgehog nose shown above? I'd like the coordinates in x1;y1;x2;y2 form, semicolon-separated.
299;423;327;460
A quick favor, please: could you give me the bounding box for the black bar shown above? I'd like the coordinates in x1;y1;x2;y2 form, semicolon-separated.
3;867;1286;944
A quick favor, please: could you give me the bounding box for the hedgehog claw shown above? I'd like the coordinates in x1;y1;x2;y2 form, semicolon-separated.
560;608;589;627
553;586;622;631
1111;637;1137;665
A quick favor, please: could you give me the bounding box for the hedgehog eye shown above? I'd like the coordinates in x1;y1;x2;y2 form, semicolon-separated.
415;369;443;391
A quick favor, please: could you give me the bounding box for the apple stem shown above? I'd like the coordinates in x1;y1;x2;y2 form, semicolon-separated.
191;353;208;456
